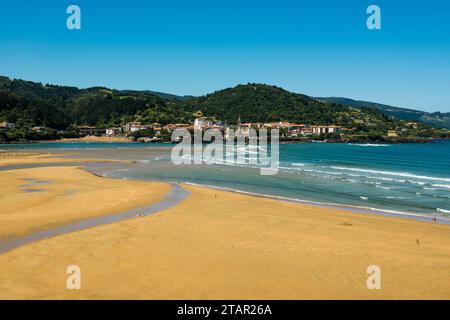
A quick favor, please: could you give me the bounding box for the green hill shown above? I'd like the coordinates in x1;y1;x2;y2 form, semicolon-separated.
0;76;192;129
180;83;395;128
317;97;450;129
0;77;396;129
1;76;449;143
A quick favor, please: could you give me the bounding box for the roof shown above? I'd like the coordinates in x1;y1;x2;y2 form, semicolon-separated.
311;125;341;128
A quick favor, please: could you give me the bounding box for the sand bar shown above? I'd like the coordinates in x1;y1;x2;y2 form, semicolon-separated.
0;166;171;241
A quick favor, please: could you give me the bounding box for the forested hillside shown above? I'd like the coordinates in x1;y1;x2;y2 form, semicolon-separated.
1;76;448;143
0;77;192;129
317;96;450;129
174;84;398;129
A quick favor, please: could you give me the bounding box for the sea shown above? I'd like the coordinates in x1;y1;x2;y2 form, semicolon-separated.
2;140;450;219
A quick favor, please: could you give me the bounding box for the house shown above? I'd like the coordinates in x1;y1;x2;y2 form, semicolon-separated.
311;125;341;135
278;122;292;128
237;123;252;137
387;130;398;137
163;124;191;133
262;122;293;129
405;122;419;129
153;127;162;135
106;127;122;136
301;128;313;135
124;122;143;133
287;124;306;136
263;122;279;129
77;126;106;136
194;117;214;130
32;126;47;133
0;122;15;130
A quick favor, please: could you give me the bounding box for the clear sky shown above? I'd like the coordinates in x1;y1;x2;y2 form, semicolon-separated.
0;0;449;112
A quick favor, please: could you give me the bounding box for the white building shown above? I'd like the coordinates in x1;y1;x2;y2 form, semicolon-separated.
311;125;341;135
32;126;47;132
106;127;122;136
194;117;214;130
124;122;145;133
0;122;15;130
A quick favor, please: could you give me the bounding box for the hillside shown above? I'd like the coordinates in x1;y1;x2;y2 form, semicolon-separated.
317;97;450;129
1;77;396;129
180;84;395;128
0;76;192;129
2;76;449;143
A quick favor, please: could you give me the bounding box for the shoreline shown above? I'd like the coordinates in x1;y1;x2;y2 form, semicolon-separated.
1;150;448;225
182;182;449;225
1;136;446;146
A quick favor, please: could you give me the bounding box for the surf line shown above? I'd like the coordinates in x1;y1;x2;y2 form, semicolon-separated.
0;184;190;254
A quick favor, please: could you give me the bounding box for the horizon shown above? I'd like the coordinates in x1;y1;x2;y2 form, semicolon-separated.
1;0;449;112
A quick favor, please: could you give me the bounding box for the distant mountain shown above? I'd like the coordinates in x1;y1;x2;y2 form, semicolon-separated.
120;89;194;101
316;97;450;129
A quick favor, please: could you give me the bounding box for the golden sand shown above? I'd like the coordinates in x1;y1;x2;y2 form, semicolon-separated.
0;166;170;241
1;174;450;299
59;136;132;143
0;151;130;167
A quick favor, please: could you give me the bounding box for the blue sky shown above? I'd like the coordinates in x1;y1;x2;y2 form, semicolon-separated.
0;0;449;112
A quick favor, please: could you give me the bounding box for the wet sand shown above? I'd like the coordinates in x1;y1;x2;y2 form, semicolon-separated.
0;166;171;241
0;184;189;254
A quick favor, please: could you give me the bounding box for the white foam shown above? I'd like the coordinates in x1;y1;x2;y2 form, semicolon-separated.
432;184;450;190
385;196;409;200
183;182;438;220
350;144;390;147
330;166;450;183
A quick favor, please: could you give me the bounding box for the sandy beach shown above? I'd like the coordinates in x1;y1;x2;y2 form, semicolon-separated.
58;136;132;143
0;154;450;299
0;151;131;167
0;165;170;241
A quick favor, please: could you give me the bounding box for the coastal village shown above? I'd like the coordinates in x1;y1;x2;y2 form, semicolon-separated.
0;118;425;143
64;117;428;143
69;118;346;142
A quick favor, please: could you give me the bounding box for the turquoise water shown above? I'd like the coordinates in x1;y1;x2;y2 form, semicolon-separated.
2;140;450;217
